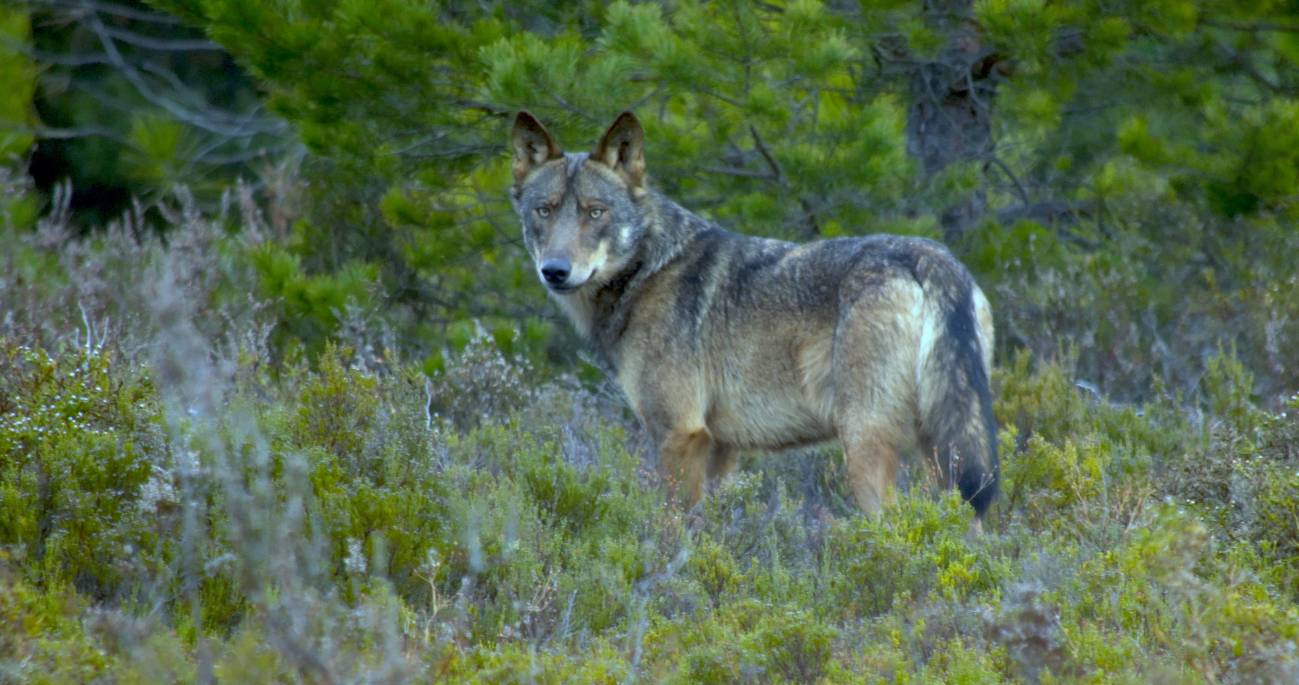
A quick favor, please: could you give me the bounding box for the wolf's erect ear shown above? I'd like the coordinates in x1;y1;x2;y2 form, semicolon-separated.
511;111;562;183
592;111;646;190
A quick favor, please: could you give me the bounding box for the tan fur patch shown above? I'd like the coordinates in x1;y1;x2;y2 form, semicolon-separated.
552;292;596;338
797;336;836;426
586;239;610;275
659;426;713;508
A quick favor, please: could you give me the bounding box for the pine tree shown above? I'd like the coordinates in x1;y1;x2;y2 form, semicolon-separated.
0;6;35;161
143;0;1299;395
0;5;38;228
6;1;280;224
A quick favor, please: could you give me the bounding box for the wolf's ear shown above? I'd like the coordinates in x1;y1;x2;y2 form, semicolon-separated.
511;111;562;184
592;111;646;190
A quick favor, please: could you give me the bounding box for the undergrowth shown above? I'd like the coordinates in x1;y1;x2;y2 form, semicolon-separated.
1;192;1298;683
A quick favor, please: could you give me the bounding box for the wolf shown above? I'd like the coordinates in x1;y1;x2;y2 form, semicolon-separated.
508;111;999;520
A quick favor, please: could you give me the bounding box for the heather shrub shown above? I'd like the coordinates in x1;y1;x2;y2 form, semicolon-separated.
0;579;114;684
645;600;838;684
425;324;541;430
825;493;1004;618
696;467;829;574
1255;463;1299;595
1;172;1298;684
743;609;837;683
3;318;1299;681
0;342;165;599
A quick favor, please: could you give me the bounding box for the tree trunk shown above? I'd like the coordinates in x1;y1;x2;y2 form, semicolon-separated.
906;0;998;239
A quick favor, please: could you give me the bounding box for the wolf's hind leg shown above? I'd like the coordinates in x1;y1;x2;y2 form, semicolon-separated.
839;422;902;516
707;444;739;489
659;427;713;509
830;277;922;515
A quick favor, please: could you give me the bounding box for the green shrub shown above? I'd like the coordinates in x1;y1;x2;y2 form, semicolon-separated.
251;243;380;356
825;493;1005;618
911;639;1006;685
439;640;628;684
0;341;164;597
0;578;114;684
2;215;1299;682
744;608;837;683
686;537;741;609
291;344;380;463
292;355;450;606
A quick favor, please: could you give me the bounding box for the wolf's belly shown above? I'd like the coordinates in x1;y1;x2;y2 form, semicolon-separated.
705;387;835;450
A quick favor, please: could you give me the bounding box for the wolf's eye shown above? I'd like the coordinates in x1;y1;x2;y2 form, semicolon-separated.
588;207;604;219
535;206;551;218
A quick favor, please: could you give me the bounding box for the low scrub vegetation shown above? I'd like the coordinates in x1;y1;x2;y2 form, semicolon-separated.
2;191;1298;683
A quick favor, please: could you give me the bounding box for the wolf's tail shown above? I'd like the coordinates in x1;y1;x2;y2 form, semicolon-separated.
917;269;999;517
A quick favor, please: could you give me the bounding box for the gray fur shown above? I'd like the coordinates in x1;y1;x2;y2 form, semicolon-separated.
509;111;998;519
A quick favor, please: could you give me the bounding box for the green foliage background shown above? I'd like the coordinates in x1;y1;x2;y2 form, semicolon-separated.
30;0;1277;396
3;0;1299;681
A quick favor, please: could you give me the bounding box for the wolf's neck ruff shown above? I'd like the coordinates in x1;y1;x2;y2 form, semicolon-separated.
585;257;642;358
579;194;712;363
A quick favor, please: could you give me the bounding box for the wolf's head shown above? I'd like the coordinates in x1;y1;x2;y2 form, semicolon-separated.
509;111;650;295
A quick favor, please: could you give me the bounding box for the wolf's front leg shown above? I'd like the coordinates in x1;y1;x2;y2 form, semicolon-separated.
657;426;713;509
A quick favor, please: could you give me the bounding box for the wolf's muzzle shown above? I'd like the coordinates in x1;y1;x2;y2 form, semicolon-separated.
540;258;571;286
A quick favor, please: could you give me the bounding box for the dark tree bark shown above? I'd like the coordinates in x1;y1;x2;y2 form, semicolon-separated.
906;0;1001;239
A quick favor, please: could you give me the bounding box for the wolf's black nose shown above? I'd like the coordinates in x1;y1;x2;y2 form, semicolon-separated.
541;259;571;285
